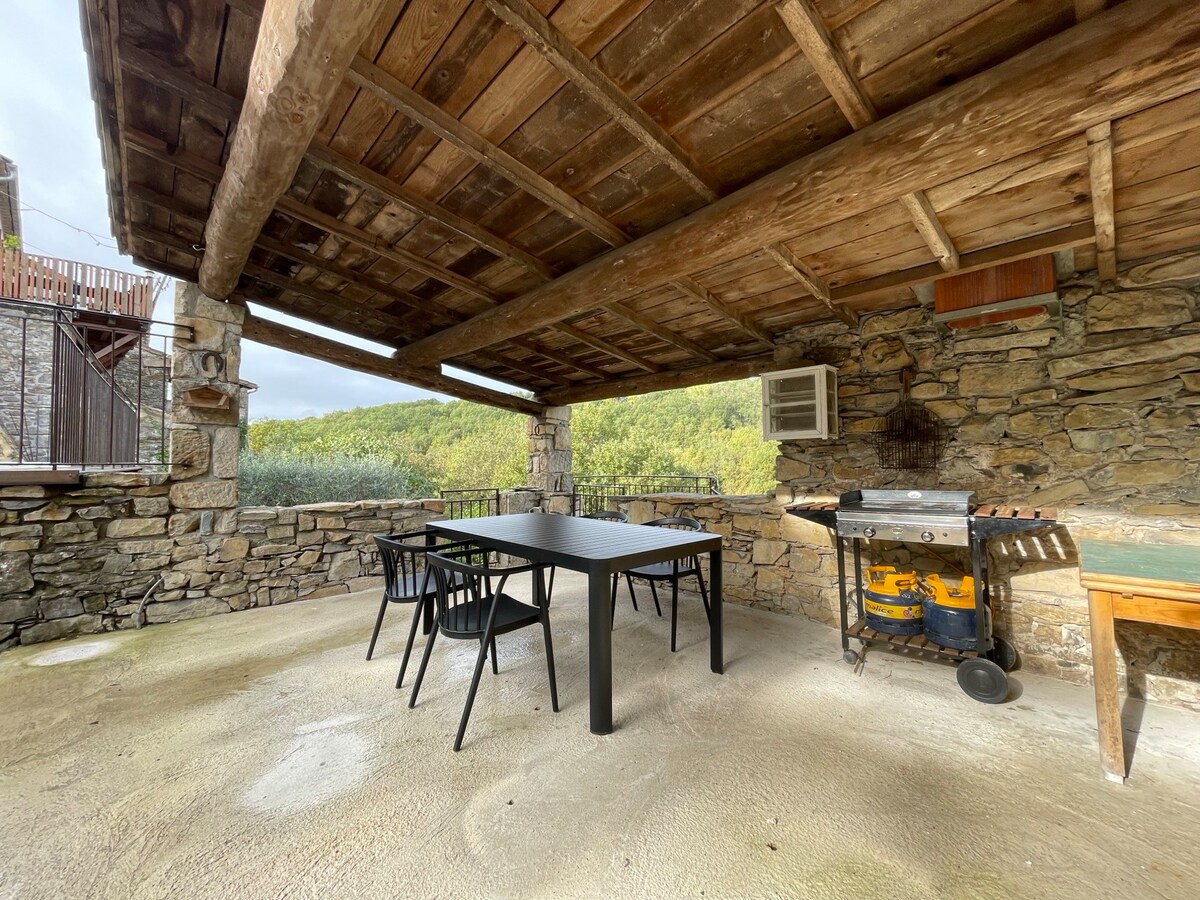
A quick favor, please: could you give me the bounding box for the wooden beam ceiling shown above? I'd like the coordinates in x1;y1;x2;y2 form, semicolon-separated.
482;0;720;204
776;0;960;271
393;0;1198;368
539;355;789;406
347;56;629;248
1086;120;1118;281
199;0;391;298
242;313;543;415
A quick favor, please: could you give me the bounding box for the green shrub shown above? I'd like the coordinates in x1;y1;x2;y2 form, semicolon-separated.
237;452;435;507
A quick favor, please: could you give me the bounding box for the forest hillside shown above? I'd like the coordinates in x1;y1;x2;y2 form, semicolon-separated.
242;379;777;505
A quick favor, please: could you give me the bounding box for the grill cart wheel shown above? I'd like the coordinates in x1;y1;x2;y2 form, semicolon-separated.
843;648;860;665
956;658;1009;703
992;637;1019;673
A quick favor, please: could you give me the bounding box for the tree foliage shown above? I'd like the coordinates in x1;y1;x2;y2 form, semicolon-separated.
244;379;777;502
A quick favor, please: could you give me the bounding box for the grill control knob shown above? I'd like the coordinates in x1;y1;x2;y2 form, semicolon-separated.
920;530;935;543
863;527;876;538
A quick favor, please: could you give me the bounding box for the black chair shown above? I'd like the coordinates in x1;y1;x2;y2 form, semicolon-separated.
368;530;475;689
409;549;559;751
613;517;710;651
585;510;628;523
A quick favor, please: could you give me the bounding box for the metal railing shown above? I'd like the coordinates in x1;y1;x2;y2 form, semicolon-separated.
572;474;720;516
0;298;169;471
440;488;501;519
1;249;154;319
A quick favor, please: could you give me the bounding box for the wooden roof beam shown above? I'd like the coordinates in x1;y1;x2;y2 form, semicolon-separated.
554;322;662;374
602;304;720;363
483;0;719;204
242;313;543;416
539;355;791;407
1075;1;1107;22
348;56;629;248
391;0;1196;367
198;0;391;299
1086;121;1118;281
764;243;856;327
776;0;959;271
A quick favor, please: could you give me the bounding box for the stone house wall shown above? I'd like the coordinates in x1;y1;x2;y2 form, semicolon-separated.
0;472;442;649
615;493;1200;712
772;268;1199;513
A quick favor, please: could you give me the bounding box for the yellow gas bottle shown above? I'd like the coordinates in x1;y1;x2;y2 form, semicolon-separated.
921;574;984;650
862;565;925;636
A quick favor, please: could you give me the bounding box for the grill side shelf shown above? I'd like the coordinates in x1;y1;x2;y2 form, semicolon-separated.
785;504;838;529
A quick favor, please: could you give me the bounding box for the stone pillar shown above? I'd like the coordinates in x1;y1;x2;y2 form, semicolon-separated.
527;405;573;513
168;283;244;534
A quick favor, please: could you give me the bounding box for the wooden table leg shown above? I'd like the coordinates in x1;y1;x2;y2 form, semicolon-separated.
1087;589;1126;783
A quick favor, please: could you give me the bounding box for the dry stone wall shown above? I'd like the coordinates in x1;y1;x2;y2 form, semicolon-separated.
0;472;441;650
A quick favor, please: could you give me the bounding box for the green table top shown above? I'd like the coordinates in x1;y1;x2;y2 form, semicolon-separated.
1080;539;1200;587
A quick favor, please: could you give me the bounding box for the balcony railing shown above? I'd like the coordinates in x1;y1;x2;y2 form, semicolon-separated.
0;248;153;319
572;474;719;516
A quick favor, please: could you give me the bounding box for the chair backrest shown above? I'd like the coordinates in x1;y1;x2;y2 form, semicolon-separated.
425;550;492;636
644;516;702;532
374;529;437;601
584;510;628;523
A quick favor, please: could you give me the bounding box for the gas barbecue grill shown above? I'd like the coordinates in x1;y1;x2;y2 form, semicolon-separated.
787;489;1058;702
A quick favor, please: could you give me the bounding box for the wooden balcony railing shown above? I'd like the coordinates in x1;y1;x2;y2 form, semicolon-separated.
0;248;153;319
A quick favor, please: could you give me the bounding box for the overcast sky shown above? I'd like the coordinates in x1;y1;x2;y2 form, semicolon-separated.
0;2;514;421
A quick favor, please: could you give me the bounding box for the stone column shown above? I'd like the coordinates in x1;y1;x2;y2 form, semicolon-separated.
168;283;244;535
527;405;573;513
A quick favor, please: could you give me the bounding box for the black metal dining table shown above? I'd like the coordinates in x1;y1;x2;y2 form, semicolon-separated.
429;514;723;734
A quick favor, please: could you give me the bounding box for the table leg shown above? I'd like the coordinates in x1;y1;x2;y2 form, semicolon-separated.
709;548;723;675
588;565;614;735
1087;589;1126;783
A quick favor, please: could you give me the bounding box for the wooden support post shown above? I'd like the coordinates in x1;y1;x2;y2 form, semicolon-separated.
1086;121;1118;281
199;0;390;299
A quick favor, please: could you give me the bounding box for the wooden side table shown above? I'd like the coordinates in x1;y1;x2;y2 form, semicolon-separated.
1080;539;1200;783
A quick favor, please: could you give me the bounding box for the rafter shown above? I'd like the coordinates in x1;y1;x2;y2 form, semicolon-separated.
670;277;776;348
776;0;959;271
1086;121;1118;281
199;0;390;298
764;243;855;327
1075;0;1107;22
242;313;543;416
392;0;1192;367
603;304;720;363
348;56;629;248
483;0;719;204
554;322;661;374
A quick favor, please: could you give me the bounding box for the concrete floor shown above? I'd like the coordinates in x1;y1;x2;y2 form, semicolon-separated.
1;572;1198;900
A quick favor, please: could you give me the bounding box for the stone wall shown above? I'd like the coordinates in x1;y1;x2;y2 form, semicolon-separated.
772;269;1199;513
0;472;441;649
616;493;1200;711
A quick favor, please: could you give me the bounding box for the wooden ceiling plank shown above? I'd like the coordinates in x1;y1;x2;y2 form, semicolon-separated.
1086;120;1118;280
348;56;630;248
776;0;960;271
483;0;719;204
242;312;542;415
671;276;776;348
199;0;391;299
765;242;856;327
553;321;662;374
1075;1;1107;23
306;141;555;279
604;303;720;363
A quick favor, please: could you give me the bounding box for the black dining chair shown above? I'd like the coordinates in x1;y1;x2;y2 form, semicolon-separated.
369;530;477;689
408;548;559;751
613;517;710;651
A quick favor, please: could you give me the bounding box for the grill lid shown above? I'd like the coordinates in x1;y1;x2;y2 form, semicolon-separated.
838;489;975;515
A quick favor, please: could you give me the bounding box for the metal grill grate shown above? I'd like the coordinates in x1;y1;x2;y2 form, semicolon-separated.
871;372;950;470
